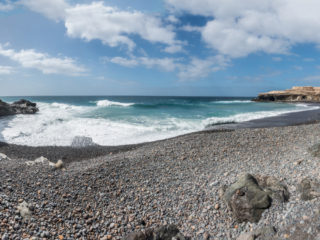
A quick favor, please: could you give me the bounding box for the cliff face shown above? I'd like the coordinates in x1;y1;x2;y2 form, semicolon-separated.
253;86;320;102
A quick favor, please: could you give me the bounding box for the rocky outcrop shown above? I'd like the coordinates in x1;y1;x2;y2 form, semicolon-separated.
224;174;289;223
253;86;320;102
0;99;38;117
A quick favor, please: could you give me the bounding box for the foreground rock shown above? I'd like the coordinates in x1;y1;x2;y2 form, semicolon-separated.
123;225;189;240
252;86;320;102
0;99;38;117
17;201;32;220
298;178;320;200
0;153;10;161
224;174;289;222
26;156;64;169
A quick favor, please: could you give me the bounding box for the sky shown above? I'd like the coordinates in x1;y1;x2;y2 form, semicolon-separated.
1;0;320;96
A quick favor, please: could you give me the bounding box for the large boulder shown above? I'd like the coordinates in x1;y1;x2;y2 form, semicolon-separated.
123;225;188;240
0;99;38;117
224;174;289;223
224;174;271;223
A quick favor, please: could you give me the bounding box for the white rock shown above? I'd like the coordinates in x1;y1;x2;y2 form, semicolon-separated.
26;156;49;166
34;156;49;164
26;156;56;167
0;153;10;161
55;160;64;169
17;201;31;220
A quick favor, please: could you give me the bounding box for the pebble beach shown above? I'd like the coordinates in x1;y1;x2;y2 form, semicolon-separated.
1;122;320;239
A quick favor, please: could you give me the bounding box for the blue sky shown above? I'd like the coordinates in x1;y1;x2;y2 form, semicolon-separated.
1;0;320;96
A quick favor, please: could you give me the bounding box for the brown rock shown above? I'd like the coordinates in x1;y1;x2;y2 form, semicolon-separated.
253;86;320;102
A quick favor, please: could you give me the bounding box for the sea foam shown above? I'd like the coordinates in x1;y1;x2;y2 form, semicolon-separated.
96;100;134;107
0;100;318;146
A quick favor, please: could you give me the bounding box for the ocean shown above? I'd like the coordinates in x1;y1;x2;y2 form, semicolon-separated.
0;96;318;146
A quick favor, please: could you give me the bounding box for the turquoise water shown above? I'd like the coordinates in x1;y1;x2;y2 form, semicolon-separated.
0;96;317;146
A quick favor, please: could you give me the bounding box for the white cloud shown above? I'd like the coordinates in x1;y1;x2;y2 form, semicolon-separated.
110;56;179;72
65;2;182;52
0;44;87;76
178;55;230;80
0;0;14;11
167;15;179;24
109;57;139;68
301;75;320;82
109;54;229;80
181;25;203;32
0;66;13;75
163;44;184;54
167;0;320;58
20;0;69;21
303;58;315;62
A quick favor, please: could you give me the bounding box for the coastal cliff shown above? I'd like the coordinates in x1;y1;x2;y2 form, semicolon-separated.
0;99;39;117
253;86;320;102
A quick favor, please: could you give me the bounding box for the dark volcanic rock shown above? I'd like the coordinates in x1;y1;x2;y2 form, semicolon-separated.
224;174;271;222
0;99;38;117
123;225;189;240
0;99;14;116
224;174;290;223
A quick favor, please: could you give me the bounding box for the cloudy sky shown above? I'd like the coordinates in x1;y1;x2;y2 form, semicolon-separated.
1;0;320;96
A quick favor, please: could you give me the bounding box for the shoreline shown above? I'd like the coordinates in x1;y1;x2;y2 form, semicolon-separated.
1;104;320;163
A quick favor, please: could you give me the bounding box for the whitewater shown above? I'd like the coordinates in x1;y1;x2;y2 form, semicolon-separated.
0;96;318;146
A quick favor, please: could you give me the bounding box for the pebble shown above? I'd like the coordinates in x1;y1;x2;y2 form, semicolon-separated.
1;124;320;239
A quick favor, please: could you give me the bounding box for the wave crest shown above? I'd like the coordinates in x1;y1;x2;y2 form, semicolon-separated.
96;100;134;107
214;100;252;104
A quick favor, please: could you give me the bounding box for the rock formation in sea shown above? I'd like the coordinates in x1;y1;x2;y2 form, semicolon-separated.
253;86;320;102
0;99;39;117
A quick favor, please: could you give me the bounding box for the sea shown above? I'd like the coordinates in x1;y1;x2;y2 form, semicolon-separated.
0;96;318;146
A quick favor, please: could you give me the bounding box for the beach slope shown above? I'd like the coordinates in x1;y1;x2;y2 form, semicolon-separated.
1;124;320;239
